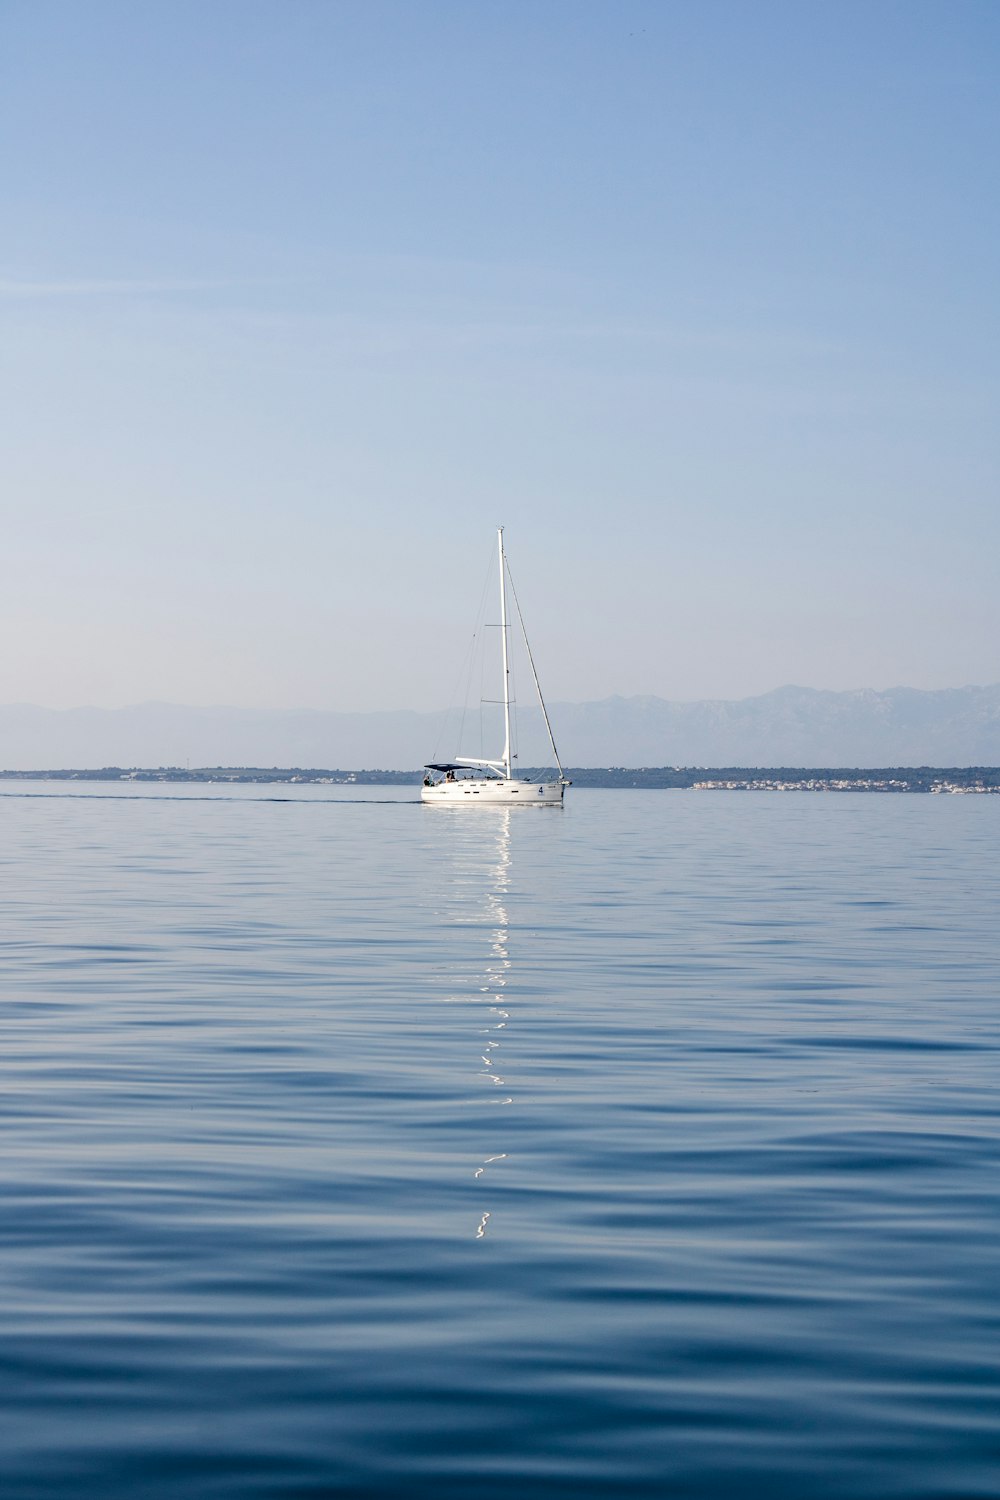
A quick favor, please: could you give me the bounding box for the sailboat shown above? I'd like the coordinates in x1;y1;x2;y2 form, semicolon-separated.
421;529;569;806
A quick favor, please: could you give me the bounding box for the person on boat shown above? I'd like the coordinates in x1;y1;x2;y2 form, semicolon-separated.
445;769;455;782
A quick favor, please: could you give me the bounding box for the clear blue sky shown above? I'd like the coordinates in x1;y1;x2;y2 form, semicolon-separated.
2;0;997;710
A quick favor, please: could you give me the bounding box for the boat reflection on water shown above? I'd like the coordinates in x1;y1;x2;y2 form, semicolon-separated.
431;805;517;1239
472;808;513;1238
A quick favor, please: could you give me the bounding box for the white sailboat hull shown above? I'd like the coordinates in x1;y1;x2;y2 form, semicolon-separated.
421;778;565;806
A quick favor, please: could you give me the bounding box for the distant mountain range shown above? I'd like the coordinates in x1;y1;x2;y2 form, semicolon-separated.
3;685;1000;771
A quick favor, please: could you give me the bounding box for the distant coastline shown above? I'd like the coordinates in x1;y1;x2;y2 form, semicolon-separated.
4;685;1000;770
3;767;1000;793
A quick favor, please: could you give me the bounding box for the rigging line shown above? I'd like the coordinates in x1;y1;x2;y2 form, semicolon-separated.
453;631;475;764
465;543;497;760
505;558;565;778
433;625;477;762
439;541;496;762
478;598;489;760
507;640;519;765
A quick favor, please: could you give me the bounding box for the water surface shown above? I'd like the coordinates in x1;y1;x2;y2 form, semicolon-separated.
1;785;998;1497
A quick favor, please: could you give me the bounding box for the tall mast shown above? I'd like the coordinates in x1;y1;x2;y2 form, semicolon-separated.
498;526;513;780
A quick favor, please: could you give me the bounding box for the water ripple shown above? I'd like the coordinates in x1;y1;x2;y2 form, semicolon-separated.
0;786;999;1497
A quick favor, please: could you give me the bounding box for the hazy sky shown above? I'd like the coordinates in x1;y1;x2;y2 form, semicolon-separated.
2;0;998;711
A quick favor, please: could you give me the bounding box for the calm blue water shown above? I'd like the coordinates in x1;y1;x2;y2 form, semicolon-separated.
1;783;998;1498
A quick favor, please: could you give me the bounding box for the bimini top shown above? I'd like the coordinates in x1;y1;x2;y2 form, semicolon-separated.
424;762;503;776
